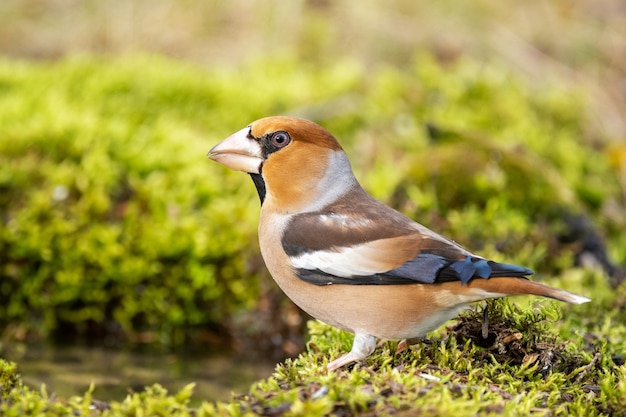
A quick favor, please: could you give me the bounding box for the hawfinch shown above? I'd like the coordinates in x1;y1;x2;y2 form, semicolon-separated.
208;116;590;370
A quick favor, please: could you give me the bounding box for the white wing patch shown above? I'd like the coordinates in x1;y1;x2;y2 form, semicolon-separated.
289;240;398;278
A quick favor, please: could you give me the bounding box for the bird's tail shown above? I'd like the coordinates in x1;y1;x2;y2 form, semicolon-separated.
465;277;591;304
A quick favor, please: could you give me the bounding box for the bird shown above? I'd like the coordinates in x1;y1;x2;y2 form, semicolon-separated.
208;116;590;371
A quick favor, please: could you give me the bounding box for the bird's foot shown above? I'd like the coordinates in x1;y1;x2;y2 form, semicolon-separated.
327;333;377;371
395;337;423;354
396;339;408;354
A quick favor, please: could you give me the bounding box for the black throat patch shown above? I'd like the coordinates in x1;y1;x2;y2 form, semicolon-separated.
249;173;266;205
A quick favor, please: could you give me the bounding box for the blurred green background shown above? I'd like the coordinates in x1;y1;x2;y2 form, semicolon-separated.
1;0;625;367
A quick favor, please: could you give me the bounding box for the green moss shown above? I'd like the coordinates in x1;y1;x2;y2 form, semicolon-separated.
1;272;625;415
3;291;625;416
192;294;626;416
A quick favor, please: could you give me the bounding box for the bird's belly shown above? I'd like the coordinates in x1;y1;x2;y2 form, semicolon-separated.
284;281;471;339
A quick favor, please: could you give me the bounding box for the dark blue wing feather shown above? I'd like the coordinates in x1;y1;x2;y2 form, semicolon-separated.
436;256;533;285
383;253;448;284
384;254;532;285
296;253;533;286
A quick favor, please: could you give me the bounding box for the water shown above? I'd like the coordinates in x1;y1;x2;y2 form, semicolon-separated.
3;344;276;404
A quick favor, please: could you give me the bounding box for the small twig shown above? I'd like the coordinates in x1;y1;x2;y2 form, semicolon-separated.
575;352;601;383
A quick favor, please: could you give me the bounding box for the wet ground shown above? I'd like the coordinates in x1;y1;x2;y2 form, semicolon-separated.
2;344;276;404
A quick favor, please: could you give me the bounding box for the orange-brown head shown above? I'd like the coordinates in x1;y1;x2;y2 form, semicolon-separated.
209;116;358;212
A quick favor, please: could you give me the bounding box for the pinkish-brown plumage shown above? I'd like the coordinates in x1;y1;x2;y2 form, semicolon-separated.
209;116;590;370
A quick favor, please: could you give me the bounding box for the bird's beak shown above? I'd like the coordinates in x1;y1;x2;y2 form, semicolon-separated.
208;127;264;174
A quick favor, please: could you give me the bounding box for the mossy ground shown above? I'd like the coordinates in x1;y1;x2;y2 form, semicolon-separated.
3;290;626;416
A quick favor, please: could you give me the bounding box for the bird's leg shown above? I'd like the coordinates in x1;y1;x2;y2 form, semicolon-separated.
395;337;423;354
327;333;377;371
396;339;408;354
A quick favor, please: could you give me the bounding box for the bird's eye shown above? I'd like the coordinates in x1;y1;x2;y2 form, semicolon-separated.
270;131;291;148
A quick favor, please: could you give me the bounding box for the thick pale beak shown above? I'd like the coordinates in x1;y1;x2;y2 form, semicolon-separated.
208;127;264;174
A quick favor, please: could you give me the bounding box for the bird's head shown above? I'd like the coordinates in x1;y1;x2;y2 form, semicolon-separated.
209;116;359;212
